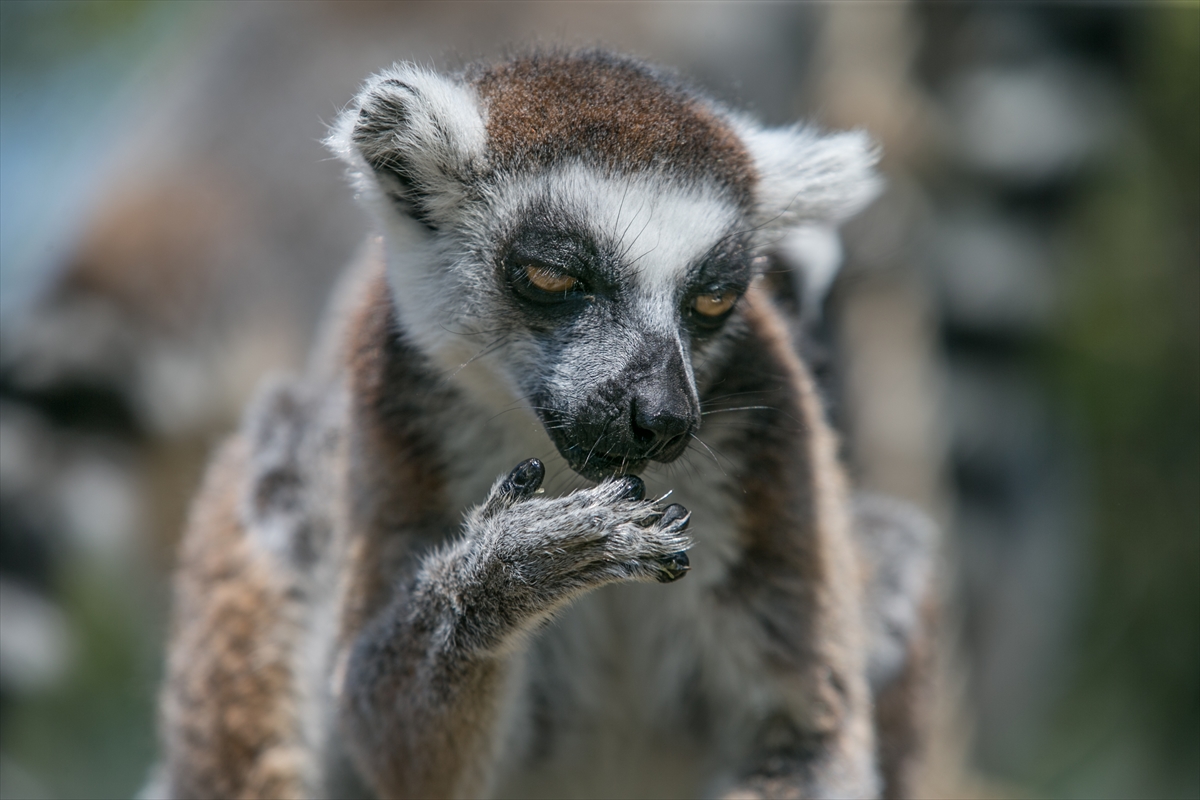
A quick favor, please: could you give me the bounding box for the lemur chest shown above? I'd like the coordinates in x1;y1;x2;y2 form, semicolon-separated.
492;478;773;800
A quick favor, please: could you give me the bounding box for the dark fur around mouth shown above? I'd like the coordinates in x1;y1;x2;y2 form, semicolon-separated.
524;321;702;478
548;426;697;481
561;447;649;481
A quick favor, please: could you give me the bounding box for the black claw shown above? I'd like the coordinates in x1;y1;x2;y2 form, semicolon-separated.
618;476;645;501
655;551;690;583
659;503;689;529
503;458;545;499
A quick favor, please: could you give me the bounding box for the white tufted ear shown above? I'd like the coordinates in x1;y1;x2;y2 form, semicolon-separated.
737;122;883;232
326;64;488;230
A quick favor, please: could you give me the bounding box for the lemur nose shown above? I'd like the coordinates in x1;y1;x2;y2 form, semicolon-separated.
630;396;691;450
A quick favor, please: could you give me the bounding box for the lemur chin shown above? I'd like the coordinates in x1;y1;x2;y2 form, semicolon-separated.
156;50;937;800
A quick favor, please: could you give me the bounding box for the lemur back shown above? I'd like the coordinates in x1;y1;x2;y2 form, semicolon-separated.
157;51;935;800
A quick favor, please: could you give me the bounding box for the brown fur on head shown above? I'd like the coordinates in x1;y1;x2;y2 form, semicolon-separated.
471;51;757;204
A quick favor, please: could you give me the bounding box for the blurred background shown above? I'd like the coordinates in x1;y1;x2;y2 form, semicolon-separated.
0;2;1195;798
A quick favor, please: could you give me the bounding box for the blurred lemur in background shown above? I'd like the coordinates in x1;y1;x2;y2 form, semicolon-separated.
156;51;935;800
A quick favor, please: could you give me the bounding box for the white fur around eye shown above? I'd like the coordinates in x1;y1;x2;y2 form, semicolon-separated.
485;164;742;322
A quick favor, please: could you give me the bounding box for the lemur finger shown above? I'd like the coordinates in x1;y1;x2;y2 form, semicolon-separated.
653;551;690;583
482;458;545;517
583;544;690;585
650;504;692;542
588;475;646;505
614;505;692;557
618;476;645;501
658;503;689;530
647;505;692;581
505;458;546;495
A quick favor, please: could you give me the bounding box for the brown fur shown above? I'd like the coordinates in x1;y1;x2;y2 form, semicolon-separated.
333;264;510;797
472;52;756;205
712;287;876;795
337;264;455;637
160;438;310;800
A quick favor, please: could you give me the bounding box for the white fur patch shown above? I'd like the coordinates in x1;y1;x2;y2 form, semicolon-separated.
326;63;488;226
736;120;883;230
488;163;743;322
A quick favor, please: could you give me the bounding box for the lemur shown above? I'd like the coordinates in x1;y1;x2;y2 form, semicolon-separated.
156;51;935;800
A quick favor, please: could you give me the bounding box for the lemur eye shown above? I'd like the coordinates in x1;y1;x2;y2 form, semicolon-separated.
693;290;736;317
525;264;578;293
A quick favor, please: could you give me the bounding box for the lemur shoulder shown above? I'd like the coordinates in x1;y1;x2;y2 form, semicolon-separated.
157;50;936;800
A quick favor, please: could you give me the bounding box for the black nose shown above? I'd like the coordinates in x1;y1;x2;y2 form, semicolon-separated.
630;394;692;452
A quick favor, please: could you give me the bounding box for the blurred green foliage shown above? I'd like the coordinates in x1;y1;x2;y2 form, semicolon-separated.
1;3;168;798
0;0;156;72
2;559;162;799
1039;7;1200;798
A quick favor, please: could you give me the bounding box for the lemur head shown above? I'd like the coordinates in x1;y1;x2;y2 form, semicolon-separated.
329;51;879;481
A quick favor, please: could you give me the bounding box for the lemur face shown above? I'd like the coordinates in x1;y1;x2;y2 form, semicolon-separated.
480;168;753;479
329;52;881;480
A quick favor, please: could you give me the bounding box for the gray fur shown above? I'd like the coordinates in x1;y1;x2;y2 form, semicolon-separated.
158;51;933;800
420;466;693;656
853;493;938;692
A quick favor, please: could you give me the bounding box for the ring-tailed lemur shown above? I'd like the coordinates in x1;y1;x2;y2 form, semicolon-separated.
156;51;935;800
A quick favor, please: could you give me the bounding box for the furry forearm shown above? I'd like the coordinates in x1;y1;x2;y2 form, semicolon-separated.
338;461;693;798
340;575;513;799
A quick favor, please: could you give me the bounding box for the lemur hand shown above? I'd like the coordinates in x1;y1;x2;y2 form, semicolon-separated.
474;458;692;586
420;459;692;652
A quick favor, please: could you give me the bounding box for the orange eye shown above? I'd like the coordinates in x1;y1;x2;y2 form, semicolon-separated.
525;264;578;293
693;291;736;317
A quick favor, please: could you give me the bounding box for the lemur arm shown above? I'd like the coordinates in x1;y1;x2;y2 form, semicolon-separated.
715;489;937;800
716;584;933;800
715;554;881;800
708;294;887;799
717;591;934;800
336;461;693;799
334;564;511;799
331;463;549;800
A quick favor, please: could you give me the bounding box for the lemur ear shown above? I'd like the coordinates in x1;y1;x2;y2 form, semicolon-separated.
327;65;487;229
738;124;883;232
